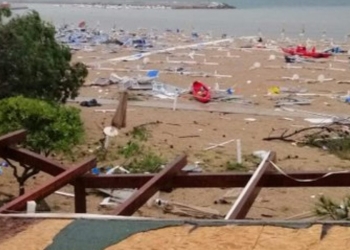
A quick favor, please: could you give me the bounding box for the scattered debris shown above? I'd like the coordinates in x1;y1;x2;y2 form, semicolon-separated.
99;189;135;204
152;82;186;99
215;188;243;204
204;139;235;150
178;135;200;139
263;122;350;159
192;81;211;103
249;61;261;70
54;191;75;198
80;99;101;107
182;163;203;172
154;199;223;219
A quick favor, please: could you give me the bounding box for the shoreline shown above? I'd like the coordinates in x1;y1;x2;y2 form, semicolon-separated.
12;1;236;10
10;6;29;10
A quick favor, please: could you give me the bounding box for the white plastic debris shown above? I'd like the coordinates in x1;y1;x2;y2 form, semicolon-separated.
183;163;203;172
292;74;300;80
304;118;334;124
253;150;269;159
26;201;37;214
268;54;276;61
244;118;256;122
249;62;261;70
317;74;325;83
142;57;150;64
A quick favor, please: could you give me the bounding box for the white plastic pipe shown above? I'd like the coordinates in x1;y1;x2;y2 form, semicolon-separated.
204;139;235;151
173;95;178;111
26;201;37;214
104;136;110;149
236;139;242;164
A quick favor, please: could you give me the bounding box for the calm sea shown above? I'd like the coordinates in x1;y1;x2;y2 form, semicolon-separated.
10;0;350;8
10;0;350;40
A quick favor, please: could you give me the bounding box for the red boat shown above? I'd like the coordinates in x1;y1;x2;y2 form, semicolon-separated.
282;45;331;58
192;81;211;103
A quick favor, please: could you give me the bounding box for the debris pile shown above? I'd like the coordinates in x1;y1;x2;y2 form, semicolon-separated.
264;119;350;158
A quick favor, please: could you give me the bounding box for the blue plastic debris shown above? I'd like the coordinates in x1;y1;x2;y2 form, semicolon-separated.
146;70;159;78
0;161;8;167
91;167;100;175
227;88;234;95
325;46;348;54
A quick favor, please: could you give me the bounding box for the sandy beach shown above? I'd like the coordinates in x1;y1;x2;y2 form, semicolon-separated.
1;31;350;220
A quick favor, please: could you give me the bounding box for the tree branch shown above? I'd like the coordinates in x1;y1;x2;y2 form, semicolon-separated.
44;150;51;157
22;165;40;182
4;157;20;181
19;163;39;182
263;126;335;142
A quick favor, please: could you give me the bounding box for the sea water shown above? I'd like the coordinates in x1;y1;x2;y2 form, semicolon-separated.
11;0;350;40
11;0;350;8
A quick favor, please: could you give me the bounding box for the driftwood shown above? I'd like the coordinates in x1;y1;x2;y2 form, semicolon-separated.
263;126;333;142
338;81;350;84
178;135;200;139
134;121;162;129
263;122;350;155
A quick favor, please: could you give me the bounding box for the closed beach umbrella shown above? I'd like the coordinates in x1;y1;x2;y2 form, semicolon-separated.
111;91;128;129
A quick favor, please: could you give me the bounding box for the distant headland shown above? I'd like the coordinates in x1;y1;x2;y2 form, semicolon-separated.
171;2;235;9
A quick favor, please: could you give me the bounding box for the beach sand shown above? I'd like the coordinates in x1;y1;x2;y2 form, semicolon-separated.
105;224;350;250
1;33;350;220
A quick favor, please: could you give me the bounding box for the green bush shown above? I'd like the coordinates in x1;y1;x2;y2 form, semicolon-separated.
0;96;84;156
126;152;165;173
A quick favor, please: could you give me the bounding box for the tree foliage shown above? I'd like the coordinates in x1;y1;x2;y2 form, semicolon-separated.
0;9;87;103
0;9;87;197
0;96;85;195
0;96;84;156
0;6;11;23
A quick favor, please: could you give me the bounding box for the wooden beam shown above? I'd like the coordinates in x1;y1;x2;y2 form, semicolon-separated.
114;155;187;216
81;171;350;189
225;151;276;220
0;156;96;213
74;178;87;213
6;145;350;189
259;172;350;187
82;174;151;188
0;147;98;183
0;146;66;176
0;130;26;148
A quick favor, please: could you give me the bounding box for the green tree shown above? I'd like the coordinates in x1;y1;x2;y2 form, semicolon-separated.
0;6;11;23
0;96;85;195
0;9;88;103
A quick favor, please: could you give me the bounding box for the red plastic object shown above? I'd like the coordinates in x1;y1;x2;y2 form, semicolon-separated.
282;46;331;58
192;81;211;103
